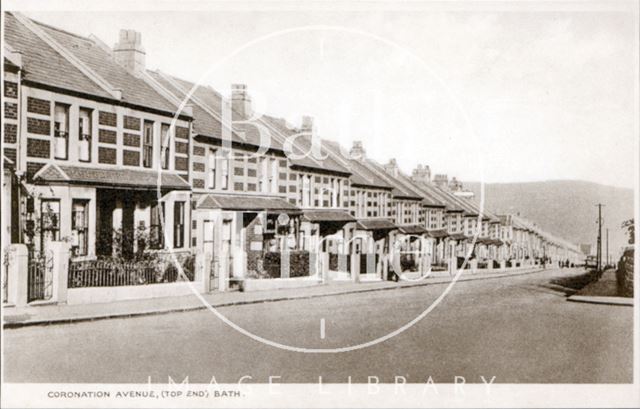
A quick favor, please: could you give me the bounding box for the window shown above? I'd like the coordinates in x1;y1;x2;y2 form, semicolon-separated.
173;201;185;248
150;201;165;249
207;148;217;189
270;158;278;192
78;108;92;162
54;104;69;160
161;124;170;170
221;151;229;190
259;157;268;192
143;121;154;168
71;200;89;256
40;199;60;252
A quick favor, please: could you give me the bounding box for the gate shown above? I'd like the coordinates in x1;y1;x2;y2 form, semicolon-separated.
27;250;53;302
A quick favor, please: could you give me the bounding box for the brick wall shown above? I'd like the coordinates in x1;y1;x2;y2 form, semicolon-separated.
26;162;45;182
99;111;117;127
4;102;18;119
193;179;205;189
26;97;50;115
193;146;205;156
175;126;189;139
123;115;140;130
98;147;117;164
175;141;189;154
4;147;17;163
123;133;140;147
4;123;17;143
26;138;50;158
4;81;18;98
98;129;117;144
123;150;140;166
27;117;50;135
175;156;188;171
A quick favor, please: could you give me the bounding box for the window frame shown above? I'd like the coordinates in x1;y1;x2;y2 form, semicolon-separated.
143;120;154;168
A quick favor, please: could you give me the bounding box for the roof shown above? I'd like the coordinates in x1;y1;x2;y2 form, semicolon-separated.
321;140;393;189
360;159;423;200
449;233;469;241
197;194;299;212
4;13;180;115
399;225;427;235
302;209;356;222
260;116;352;175
33;164;190;190
356;218;398;231
426;229;449;239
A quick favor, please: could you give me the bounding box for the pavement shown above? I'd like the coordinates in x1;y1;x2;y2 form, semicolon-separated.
567;269;634;306
3;267;632;383
2;266;545;328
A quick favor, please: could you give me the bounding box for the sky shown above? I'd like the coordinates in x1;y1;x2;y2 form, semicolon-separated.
9;0;639;189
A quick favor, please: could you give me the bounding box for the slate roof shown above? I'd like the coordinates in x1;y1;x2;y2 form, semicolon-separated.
4;13;180;115
359;159;423;200
399;225;428;235
197;194;300;212
426;229;449;239
33;164;190;190
356;218;398;231
260;116;352;175
302;209;355;222
321;140;393;189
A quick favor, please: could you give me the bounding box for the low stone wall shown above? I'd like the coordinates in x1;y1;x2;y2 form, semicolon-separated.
616;247;634;298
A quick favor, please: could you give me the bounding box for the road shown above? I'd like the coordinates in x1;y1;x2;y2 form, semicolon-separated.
3;268;633;383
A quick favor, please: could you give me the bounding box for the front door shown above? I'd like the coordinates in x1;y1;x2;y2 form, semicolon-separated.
203;220;217;290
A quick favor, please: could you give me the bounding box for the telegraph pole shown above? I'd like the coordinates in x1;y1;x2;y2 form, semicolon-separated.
595;204;605;273
606;228;609;268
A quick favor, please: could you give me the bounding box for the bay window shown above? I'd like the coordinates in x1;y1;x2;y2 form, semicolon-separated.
150;201;165;249
71;200;89;256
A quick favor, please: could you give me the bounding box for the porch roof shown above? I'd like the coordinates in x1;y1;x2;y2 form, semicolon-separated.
302;209;356;222
33;164;191;190
399;225;427;235
426;229;449;239
449;233;469;241
197;194;300;212
355;218;398;231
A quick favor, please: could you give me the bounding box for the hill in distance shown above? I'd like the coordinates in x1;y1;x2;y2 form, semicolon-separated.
463;180;634;258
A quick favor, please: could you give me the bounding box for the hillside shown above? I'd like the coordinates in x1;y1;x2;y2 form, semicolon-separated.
463;180;634;258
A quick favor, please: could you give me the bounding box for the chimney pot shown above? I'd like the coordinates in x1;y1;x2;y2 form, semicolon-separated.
231;83;252;119
349;140;366;160
113;29;146;76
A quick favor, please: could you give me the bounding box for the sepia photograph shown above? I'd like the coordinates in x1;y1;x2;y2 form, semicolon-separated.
1;0;638;408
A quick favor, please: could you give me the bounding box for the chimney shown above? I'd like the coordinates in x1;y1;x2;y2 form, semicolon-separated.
411;164;431;183
449;176;462;191
231;84;252;119
349;141;366;160
113;29;146;75
383;159;399;178
300;116;314;133
433;174;448;188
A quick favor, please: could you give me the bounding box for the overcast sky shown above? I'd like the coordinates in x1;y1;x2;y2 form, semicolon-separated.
11;1;638;189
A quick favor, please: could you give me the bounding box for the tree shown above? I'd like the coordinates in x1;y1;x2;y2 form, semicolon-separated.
621;219;634;244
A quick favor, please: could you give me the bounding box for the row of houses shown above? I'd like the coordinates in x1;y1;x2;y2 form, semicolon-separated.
1;12;584;304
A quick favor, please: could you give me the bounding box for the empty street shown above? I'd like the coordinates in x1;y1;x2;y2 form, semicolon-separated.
3;268;633;384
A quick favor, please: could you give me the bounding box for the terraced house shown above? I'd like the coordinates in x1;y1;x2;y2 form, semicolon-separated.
2;13;585;306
